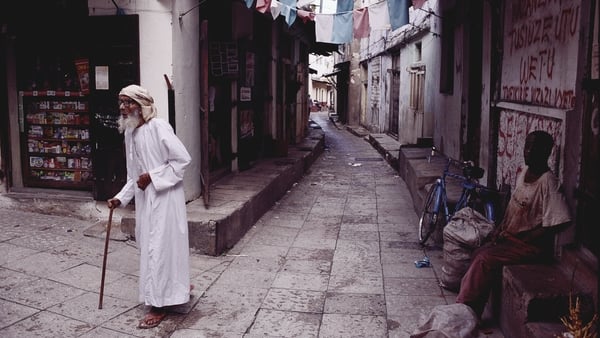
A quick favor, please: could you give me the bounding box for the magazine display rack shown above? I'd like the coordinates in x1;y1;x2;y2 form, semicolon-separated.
21;90;93;189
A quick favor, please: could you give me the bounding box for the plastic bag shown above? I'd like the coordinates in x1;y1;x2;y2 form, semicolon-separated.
440;207;495;290
410;303;479;338
443;207;495;248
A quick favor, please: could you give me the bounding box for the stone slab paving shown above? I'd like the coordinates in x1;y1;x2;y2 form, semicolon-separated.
0;111;505;337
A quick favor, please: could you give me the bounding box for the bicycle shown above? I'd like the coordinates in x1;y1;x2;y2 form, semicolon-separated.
418;147;497;245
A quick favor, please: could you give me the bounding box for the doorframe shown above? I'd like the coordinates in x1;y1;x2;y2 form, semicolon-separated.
88;14;140;200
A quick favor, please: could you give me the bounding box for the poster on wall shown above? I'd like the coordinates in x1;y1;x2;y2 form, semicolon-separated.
246;52;255;87
95;66;109;90
209;42;238;77
75;58;90;94
239;109;254;139
240;87;251;102
500;0;580;109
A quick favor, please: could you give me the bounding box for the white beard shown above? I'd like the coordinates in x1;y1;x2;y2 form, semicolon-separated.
117;110;143;133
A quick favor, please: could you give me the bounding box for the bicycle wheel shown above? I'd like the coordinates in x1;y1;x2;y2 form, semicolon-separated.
419;183;442;245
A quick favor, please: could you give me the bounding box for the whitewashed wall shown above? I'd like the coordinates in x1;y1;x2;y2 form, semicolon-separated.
171;0;201;201
309;54;334;104
87;0;173;121
397;21;439;145
442;43;464;159
357;0;443;142
87;0;202;201
433;0;464;159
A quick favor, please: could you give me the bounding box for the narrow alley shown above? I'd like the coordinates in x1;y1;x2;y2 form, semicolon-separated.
0;112;503;337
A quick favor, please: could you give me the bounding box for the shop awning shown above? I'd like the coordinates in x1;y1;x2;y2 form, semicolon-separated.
323;69;341;77
323;61;349;77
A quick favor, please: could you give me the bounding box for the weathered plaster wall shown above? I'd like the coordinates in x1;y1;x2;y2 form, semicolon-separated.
479;0;493;185
395;2;440;145
434;25;464;160
366;56;382;133
496;107;563;188
500;0;579;109
380;56;392;133
348;39;363;126
360;1;441;138
496;0;580;190
397;35;438;145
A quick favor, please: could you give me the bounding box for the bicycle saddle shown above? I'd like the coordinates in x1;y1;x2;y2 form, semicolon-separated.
463;165;485;179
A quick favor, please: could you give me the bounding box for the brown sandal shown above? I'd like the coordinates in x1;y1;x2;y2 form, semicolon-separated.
137;307;166;329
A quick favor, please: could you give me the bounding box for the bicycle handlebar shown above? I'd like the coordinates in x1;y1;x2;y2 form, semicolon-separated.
430;146;471;166
429;147;477;174
429;146;491;186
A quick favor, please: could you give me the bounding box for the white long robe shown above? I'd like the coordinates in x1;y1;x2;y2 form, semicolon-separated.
115;118;191;307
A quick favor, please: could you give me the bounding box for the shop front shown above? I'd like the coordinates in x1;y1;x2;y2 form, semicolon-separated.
5;3;139;200
2;0;333;205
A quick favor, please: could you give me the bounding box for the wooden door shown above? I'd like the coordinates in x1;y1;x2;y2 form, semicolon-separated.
388;69;400;139
88;15;140;201
579;85;600;258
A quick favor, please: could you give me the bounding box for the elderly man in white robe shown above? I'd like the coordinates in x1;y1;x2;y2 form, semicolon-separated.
107;84;192;329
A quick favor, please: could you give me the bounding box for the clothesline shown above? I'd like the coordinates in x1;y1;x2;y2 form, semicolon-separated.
247;0;391;15
244;0;425;44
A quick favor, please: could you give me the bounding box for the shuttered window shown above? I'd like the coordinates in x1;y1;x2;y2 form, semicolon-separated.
409;65;425;111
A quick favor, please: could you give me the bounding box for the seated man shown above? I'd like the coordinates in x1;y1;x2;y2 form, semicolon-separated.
456;130;571;318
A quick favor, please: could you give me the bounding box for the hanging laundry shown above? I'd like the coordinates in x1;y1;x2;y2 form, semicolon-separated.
248;0;427;44
336;0;354;13
369;1;391;30
297;10;315;23
297;0;313;7
256;0;271;14
315;14;334;42
388;0;411;30
315;11;353;44
279;0;297;26
332;12;353;43
270;1;281;19
353;7;370;39
412;0;426;9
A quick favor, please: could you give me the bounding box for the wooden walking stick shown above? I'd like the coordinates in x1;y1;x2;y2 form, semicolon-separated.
98;206;114;309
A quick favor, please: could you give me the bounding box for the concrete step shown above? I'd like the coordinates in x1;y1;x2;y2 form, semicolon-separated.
558;246;598;307
119;127;325;256
401;151;465;216
500;264;596;338
0;187;100;220
524;322;566;338
397;146;430;184
367;134;401;170
369;133;597;338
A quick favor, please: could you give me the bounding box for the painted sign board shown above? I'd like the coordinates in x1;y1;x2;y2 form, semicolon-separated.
501;0;580;110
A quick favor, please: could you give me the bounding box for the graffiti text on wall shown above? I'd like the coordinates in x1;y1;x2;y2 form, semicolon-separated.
501;84;575;109
501;0;580;109
496;109;562;189
369;58;381;128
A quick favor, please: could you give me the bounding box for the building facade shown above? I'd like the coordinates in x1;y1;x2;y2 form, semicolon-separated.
0;0;328;205
337;0;597;321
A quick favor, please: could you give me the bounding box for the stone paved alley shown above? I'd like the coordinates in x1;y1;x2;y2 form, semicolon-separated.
0;112;503;337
